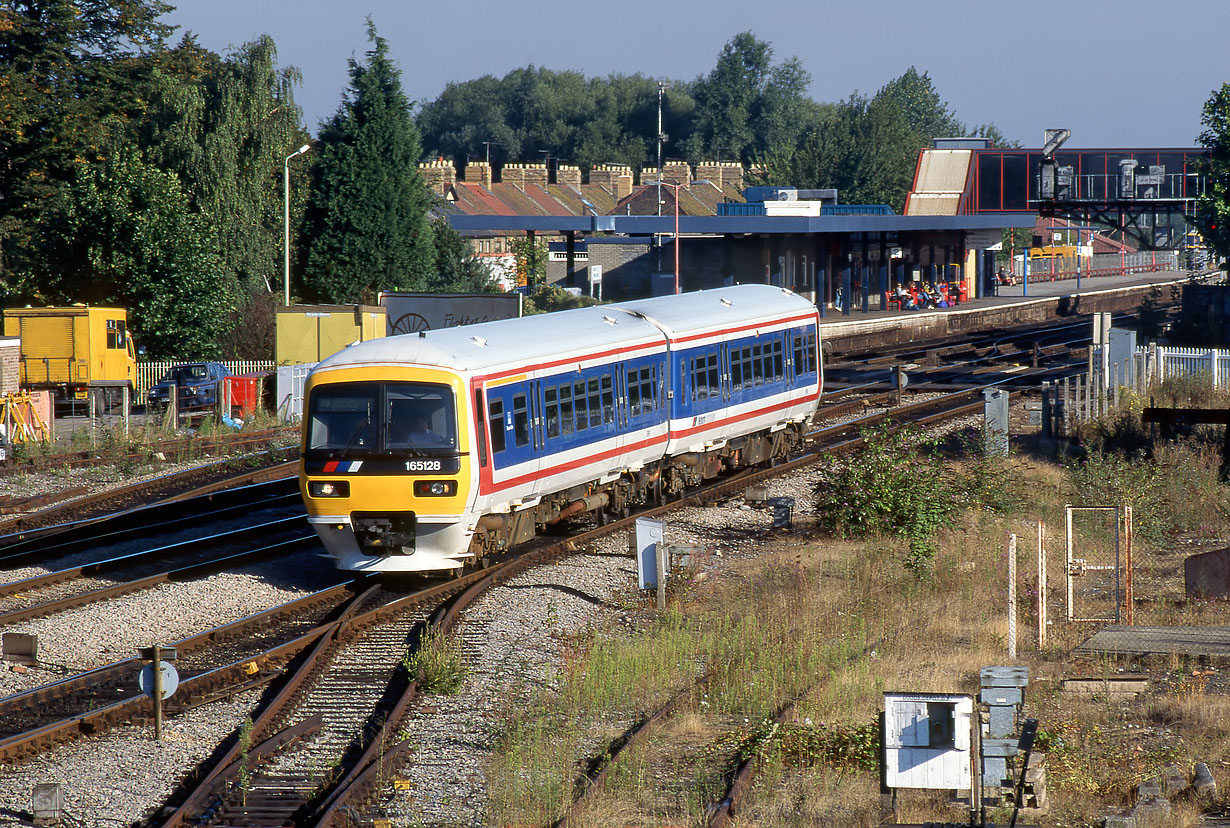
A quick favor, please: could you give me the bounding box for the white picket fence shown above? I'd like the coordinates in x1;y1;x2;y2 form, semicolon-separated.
135;360;276;397
1046;344;1230;432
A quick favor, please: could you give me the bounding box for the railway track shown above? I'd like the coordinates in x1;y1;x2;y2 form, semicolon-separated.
0;365;1010;824
207;386;993;826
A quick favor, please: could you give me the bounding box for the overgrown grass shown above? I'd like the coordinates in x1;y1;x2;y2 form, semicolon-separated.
480;404;1230;827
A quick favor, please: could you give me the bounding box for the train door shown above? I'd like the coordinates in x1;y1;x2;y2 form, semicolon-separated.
482;380;541;496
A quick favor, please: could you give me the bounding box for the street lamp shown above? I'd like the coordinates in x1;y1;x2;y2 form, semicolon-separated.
283;143;310;306
656;80;670;217
647;180;681;294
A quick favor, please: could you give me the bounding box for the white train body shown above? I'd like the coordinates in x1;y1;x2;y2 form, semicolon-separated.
300;285;822;573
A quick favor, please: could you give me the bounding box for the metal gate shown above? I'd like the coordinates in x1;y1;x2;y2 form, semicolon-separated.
1065;505;1133;624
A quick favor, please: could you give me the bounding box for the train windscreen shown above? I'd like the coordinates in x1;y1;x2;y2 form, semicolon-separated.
306;382;457;455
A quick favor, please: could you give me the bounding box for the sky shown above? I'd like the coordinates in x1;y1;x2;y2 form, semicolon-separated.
162;0;1229;151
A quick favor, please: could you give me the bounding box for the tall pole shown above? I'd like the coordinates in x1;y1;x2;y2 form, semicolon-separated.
657;81;667;218
674;186;680;294
283;144;310;307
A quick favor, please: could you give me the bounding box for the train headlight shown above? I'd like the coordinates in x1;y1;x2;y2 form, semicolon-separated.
309;480;350;498
414;480;457;497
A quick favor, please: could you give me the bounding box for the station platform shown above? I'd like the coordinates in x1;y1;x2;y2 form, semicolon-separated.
814;269;1212;356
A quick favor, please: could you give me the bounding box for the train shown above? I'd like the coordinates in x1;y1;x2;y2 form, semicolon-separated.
298;284;823;573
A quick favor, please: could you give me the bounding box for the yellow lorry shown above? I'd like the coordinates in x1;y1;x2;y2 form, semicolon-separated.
3;306;137;410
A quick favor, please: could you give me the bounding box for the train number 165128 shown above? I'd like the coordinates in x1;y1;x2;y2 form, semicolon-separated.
405;459;443;472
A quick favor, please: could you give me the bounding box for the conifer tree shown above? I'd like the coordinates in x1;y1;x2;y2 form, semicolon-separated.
301;21;434;303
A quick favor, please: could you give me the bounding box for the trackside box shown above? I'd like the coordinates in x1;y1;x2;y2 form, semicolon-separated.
3;306;136;400
275;304;386;366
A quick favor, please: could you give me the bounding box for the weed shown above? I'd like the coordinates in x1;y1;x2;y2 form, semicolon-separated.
403;626;469;695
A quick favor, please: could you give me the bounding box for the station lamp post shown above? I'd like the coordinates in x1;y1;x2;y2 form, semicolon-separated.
647;180;681;294
283;143;311;306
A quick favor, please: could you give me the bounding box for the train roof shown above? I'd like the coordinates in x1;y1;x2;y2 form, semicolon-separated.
610;284;815;339
310;284;815;377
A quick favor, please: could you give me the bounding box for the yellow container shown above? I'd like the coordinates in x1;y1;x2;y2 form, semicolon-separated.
275;304;387;366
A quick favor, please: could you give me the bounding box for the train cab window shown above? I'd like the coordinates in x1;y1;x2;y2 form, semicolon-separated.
385;384;457;451
306;387;375;452
559;383;574;435
487;399;506;454
512;392;530;447
545;386;560;438
573;380;588;431
600;374;614;425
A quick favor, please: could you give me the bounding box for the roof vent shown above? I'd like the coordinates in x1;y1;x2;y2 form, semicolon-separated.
418;331;427;338
602;315;618;325
720;298;733;307
470;335;487;348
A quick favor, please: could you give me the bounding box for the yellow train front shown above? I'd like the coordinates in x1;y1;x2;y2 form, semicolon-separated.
300;355;476;572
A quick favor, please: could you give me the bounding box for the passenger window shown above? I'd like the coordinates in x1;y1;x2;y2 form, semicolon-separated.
731;350;743;391
573;381;588;431
560;384;574;435
706;353;719;398
545;386;559;438
587;377;602;428
692;357;706;401
752;343;763;386
601;374;614;424
488;399;506;454
628;370;642;417
773;339;784;381
512;393;529;447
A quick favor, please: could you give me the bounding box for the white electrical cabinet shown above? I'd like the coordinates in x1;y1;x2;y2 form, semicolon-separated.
883;692;973;791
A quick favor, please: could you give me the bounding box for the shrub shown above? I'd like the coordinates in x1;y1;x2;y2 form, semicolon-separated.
813;422;957;572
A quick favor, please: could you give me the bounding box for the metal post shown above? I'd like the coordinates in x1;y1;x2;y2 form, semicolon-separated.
152;644;163;741
1124;506;1133;625
1065;506;1074;621
1037;521;1047;650
1008;533;1017;660
656;544;667;609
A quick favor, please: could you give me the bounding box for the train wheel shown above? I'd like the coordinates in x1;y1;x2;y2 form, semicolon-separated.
651;478;666;507
595;508;609;527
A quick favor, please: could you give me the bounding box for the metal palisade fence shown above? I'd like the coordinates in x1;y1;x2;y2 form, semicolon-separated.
136;360;276;398
1043;343;1230;434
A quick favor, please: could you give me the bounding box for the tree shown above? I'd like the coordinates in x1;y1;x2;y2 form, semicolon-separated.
27;148;230;358
509;234;547;289
301;21;434;303
684;32;813;164
143;35;307;300
425;217;497;293
0;0;174;277
1194;83;1230;267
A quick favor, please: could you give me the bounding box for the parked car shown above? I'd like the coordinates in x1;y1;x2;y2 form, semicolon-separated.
147;362;232;411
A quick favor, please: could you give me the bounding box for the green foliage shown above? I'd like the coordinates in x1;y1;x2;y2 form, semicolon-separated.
761;67;999;211
522;285;600;315
1193;83;1230;267
813;422;957;571
0;0;175;274
713;718;881;771
404;625;469;695
301;21;435;303
27;147;230;358
142;35;307;303
684;32;817;164
509;234;548;289
957;433;1019;514
1064;451;1167;543
424;216;498;293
